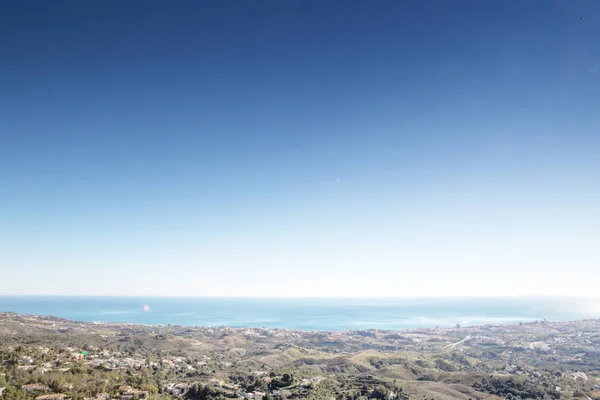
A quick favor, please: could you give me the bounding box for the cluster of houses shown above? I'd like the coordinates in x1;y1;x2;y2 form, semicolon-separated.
117;386;150;400
19;383;110;400
158;373;326;400
2;347;196;400
14;384;62;400
4;344;328;400
12;345;214;376
10;384;150;400
162;383;188;397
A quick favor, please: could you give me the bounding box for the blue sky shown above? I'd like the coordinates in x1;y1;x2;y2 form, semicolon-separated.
1;0;599;297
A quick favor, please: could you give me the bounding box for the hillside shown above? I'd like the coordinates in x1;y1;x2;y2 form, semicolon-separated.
1;313;599;399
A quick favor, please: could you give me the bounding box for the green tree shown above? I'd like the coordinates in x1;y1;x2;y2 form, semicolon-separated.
141;383;158;394
281;373;293;387
2;386;26;400
126;374;142;388
371;386;390;400
185;384;225;400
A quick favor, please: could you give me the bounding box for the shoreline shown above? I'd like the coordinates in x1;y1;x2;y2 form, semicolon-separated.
2;311;600;399
2;296;599;332
2;310;599;335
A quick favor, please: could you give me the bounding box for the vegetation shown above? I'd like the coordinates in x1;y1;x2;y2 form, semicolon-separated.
1;313;600;400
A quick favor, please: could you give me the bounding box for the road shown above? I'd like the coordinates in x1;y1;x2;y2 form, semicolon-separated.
444;335;472;349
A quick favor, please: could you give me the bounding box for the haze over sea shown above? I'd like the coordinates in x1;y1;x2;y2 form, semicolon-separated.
1;297;599;331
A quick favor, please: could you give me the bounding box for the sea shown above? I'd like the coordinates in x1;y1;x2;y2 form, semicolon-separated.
1;296;599;331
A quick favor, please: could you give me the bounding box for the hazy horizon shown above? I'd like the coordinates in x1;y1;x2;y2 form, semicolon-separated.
2;295;600;331
1;294;600;300
1;0;599;298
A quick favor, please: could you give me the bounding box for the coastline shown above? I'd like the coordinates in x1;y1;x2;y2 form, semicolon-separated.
2;310;599;335
2;311;600;400
1;295;599;331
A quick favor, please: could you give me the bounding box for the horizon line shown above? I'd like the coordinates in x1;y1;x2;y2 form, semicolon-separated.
1;294;598;299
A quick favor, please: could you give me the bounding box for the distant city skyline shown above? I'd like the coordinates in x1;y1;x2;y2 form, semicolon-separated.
1;0;599;297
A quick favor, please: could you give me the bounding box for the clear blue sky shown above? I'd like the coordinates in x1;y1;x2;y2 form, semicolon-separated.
1;0;599;297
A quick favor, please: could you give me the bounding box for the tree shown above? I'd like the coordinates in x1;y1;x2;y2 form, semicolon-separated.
371;386;390;400
126;374;142;388
185;384;226;400
141;383;158;394
2;386;26;400
281;373;293;387
46;375;67;392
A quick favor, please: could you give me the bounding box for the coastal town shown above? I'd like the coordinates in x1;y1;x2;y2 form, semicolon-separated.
1;313;600;400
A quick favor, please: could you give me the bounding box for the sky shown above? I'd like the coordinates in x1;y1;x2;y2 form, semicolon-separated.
1;0;599;297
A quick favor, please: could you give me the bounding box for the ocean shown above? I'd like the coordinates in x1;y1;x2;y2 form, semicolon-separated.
1;296;599;331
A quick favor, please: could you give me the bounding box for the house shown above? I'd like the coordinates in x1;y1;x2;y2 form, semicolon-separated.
121;390;148;400
209;379;223;387
23;384;50;392
33;367;49;375
20;356;34;365
120;358;134;368
0;388;6;397
174;384;188;395
118;386;133;394
571;372;588;381
35;394;65;400
163;383;188;396
96;393;110;399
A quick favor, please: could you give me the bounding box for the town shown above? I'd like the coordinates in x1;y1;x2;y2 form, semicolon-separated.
1;313;600;400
